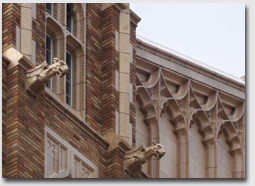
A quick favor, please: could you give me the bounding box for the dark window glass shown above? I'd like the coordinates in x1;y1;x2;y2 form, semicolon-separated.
46;35;52;89
66;52;72;106
46;3;52;15
66;4;72;32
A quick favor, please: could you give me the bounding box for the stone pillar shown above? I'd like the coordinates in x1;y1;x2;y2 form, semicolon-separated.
20;4;33;61
119;5;131;144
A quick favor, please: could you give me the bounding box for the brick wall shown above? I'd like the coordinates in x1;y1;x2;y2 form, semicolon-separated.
5;64;28;178
85;4;103;133
106;148;125;178
2;3;20;52
101;6;120;135
2;59;9;177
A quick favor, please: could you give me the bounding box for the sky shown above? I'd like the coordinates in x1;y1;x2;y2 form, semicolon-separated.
130;3;245;78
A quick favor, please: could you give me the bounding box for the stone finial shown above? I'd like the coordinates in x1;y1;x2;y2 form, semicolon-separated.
125;141;166;177
26;58;68;96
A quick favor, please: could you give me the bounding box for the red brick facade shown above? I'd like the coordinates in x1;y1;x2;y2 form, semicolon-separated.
101;6;120;135
2;3;20;52
2;3;139;178
86;3;103;133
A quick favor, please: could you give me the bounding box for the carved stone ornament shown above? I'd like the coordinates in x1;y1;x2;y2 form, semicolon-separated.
26;58;68;96
125;142;166;177
45;126;99;178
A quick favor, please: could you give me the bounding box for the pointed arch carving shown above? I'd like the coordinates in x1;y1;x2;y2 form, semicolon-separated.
135;60;245;178
216;94;244;178
136;73;160;178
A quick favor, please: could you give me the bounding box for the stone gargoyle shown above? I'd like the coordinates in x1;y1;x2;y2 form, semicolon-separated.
26;58;68;96
124;141;166;177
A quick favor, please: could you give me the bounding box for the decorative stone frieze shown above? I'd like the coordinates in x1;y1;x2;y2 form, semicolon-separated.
45;126;98;178
125;142;165;177
26;58;68;96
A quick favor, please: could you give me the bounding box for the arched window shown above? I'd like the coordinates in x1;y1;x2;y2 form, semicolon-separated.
45;3;86;118
66;51;72;106
46;34;53;90
66;4;73;33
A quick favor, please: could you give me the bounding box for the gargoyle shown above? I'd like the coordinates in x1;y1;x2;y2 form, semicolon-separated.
125;141;165;177
26;58;68;96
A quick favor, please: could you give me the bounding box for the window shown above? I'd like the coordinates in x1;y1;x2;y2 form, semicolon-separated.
66;4;73;33
46;3;53;15
45;3;85;114
46;34;53;89
66;51;72;106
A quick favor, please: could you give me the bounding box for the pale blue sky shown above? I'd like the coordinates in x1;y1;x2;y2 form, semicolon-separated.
130;3;245;78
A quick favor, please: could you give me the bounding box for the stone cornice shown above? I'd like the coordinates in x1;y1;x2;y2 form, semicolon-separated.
130;10;141;27
136;38;245;94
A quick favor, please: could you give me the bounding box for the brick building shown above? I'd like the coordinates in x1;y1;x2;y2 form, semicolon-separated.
2;3;245;178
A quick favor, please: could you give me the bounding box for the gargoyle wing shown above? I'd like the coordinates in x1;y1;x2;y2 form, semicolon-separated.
27;61;48;78
125;143;146;159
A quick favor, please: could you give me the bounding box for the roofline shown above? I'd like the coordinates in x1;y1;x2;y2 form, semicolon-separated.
136;35;245;86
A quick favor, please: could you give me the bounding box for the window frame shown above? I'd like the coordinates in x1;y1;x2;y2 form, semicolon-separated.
66;4;73;33
46;3;53;15
65;51;73;106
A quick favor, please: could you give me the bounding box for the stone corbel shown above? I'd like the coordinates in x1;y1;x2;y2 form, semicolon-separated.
26;58;68;97
3;47;34;71
124;142;165;177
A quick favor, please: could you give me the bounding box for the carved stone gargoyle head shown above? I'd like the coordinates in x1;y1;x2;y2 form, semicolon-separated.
145;141;166;159
124;141;166;177
51;58;69;78
26;58;68;97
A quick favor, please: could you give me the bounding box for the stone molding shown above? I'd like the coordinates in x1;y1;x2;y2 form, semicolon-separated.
130;9;141;27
